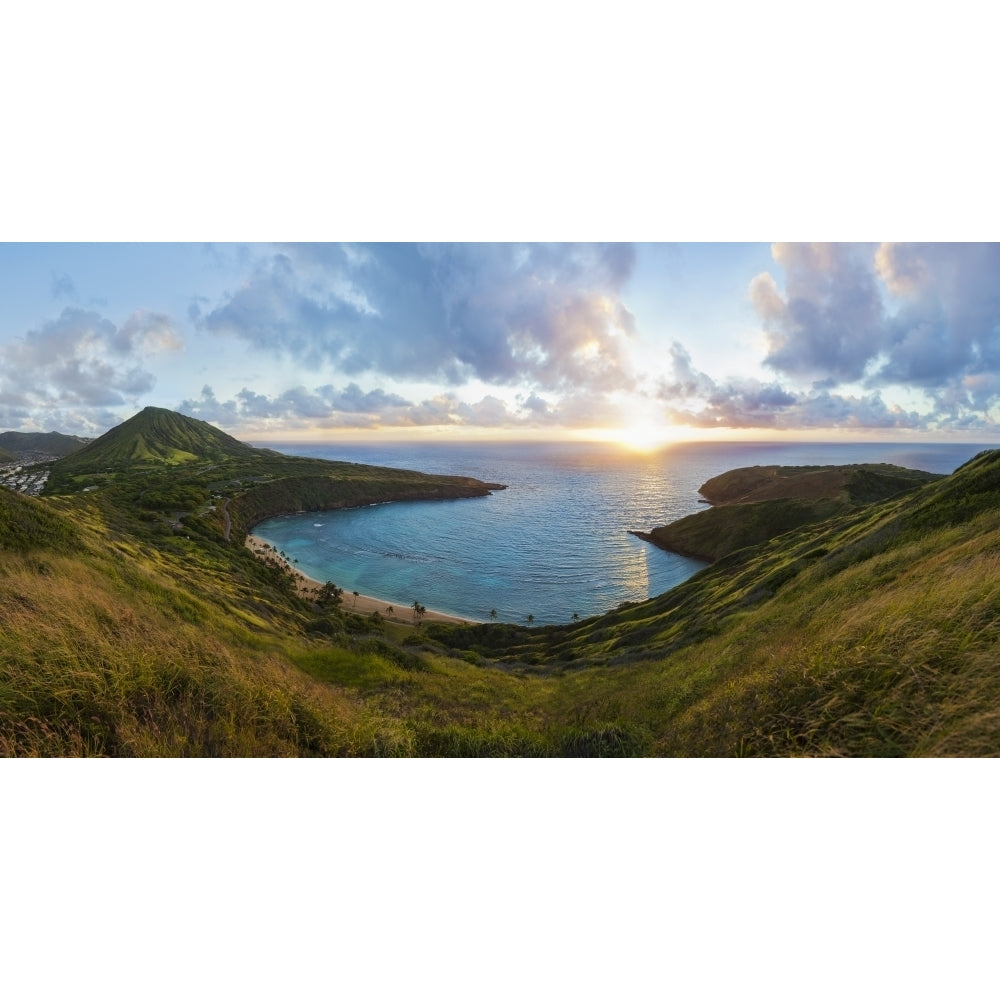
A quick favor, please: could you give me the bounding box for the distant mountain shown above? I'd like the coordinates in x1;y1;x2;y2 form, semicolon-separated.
53;406;257;476
0;430;89;459
0;445;16;463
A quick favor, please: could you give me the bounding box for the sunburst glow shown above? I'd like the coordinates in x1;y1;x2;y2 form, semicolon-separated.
618;421;685;451
586;420;690;451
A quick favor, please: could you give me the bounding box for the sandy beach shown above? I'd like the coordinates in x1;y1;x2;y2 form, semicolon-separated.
246;534;475;625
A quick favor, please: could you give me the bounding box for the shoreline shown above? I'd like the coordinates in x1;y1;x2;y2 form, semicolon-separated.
245;534;477;625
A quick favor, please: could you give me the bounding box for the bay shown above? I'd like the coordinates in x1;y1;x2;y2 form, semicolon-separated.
250;439;989;626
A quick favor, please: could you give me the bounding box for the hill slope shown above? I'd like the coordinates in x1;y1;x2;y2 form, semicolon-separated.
0;430;88;459
426;449;1000;754
51;407;256;479
633;463;941;561
0;488;79;552
4;416;1000;756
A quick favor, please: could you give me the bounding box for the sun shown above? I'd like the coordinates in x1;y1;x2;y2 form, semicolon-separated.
618;421;669;451
590;420;690;452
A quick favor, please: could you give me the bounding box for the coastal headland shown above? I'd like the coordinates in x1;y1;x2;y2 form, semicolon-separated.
631;462;942;562
47;405;505;624
10;405;1000;757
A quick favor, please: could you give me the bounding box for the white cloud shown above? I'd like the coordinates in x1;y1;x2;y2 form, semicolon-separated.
200;243;639;393
0;307;183;428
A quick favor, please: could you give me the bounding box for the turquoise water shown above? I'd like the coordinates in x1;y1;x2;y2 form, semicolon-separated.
250;440;988;625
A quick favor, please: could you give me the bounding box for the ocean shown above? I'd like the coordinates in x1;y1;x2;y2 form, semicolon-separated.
250;439;990;626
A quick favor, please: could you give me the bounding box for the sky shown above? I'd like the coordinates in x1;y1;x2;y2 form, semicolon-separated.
4;7;996;449
4;4;996;988
1;242;999;446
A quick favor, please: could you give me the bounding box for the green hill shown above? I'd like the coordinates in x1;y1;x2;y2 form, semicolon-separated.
51;406;256;481
0;430;88;459
633;463;942;561
4;411;1000;757
44;408;507;538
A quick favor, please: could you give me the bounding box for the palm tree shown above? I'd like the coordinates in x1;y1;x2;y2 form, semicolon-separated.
572;612;580;621
489;608;498;621
352;590;359;608
526;613;535;625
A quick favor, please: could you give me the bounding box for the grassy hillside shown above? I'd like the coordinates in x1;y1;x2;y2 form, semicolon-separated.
44;408;504;540
425;449;1000;754
0;430;88;458
48;407;257;485
634;463;941;561
697;463;938;505
0;488;80;552
4;409;1000;756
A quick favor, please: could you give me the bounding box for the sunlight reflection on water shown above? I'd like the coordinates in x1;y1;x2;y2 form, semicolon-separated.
251;440;986;625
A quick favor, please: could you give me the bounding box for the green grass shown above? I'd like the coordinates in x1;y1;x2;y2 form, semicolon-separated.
0;489;80;552
5;411;1000;755
636;463;941;562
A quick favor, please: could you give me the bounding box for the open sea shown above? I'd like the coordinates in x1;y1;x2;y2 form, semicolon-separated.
250;439;990;626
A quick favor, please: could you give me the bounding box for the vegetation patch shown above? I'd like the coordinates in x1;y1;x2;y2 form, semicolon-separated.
633;463;941;562
3;407;1000;756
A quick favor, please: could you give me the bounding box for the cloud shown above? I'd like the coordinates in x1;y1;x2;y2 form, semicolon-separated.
111;310;183;355
187;296;210;323
176;386;239;426
0;307;182;424
659;340;928;430
230;383;412;421
177;379;622;434
50;271;76;301
662;340;717;399
200;243;638;393
751;243;1000;418
752;243;888;383
874;243;1000;389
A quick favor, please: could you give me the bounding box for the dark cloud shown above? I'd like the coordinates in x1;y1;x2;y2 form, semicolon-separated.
752;243;888;383
0;404;32;427
751;243;1000;419
201;243;638;392
874;243;1000;389
321;383;411;413
520;392;557;417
